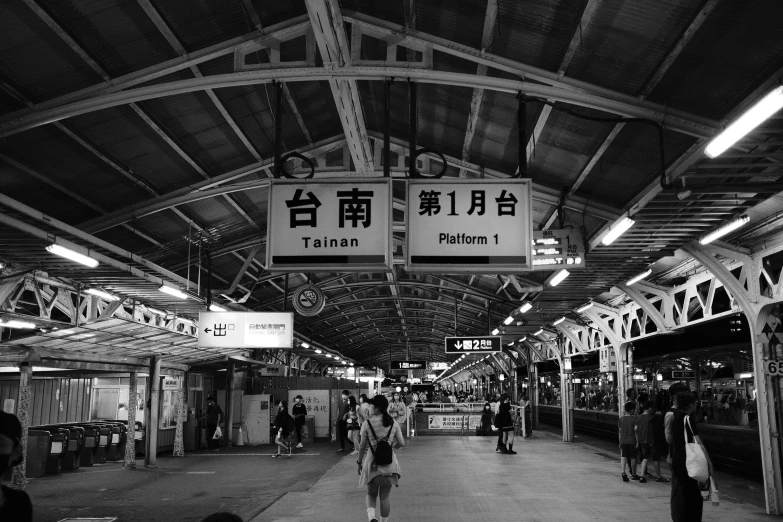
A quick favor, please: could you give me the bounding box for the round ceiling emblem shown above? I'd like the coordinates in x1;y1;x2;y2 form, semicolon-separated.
292;283;326;316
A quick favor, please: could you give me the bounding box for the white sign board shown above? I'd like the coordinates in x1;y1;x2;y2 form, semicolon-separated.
406;179;533;272
289;390;330;438
430;362;449;371
427;415;480;430
267;179;393;272
532;228;586;270
599;347;617;373
198;312;293;349
162;376;180;391
259;364;289;377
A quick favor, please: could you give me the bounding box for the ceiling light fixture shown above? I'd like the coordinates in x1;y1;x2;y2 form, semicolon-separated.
491;328;499;335
159;285;189;299
1;320;37;329
325;354;332;358
533;329;543;336
315;349;322;354
552;317;565;326
518;336;526;343
301;342;310;349
518;302;532;313
705;86;783;158
503;316;514;325
46;244;99;268
626;269;653;286
699;215;750;245
677;189;692;200
601;217;635;246
548;269;570;287
208;303;227;312
576;302;594;313
84;288;118;301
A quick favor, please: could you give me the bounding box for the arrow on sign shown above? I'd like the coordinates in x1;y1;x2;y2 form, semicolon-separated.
204;328;212;334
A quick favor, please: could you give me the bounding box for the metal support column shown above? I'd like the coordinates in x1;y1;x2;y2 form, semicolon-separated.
283;274;289;312
226;361;235;447
529;352;539;430
408;80;417;176
145;356;161;467
274;81;283;178
124;371;137;468
173;385;185;457
11;363;32;488
384;78;391;178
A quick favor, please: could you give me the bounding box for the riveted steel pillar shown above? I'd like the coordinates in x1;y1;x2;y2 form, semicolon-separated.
124;371;138;468
11;363;32;488
145;356;161;467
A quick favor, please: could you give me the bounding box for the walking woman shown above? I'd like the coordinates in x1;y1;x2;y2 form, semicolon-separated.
292;395;307;448
272;399;293;458
389;392;407;431
358;394;371;427
494;394;517;454
345;395;361;455
670;392;713;521
357;395;405;522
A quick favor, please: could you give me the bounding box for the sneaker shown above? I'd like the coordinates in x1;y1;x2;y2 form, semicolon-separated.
272;454;280;458
622;473;630;482
350;450;359;456
639;477;647;483
296;443;303;448
631;475;641;481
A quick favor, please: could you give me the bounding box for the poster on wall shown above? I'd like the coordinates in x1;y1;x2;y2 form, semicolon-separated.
289;389;330;438
427;415;480;430
160;390;177;430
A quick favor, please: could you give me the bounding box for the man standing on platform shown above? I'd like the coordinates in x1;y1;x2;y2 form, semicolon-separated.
204;396;224;452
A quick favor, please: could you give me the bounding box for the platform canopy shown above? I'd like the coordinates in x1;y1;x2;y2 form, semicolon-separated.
1;0;783;368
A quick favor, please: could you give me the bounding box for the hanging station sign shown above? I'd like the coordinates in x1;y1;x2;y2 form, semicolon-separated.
197;311;293;349
445;336;502;354
292;283;327;316
598;347;617;372
266;179;393;272
406;179;533;273
531;228;586;270
430;362;450;371
390;360;427;370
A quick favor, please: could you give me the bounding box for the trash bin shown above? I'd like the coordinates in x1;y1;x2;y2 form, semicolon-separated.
302;416;315;443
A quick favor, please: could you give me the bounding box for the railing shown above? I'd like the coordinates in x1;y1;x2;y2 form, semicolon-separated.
405;402;530;438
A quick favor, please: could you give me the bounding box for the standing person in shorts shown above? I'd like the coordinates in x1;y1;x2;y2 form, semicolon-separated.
650;394;670;483
345;395;361;455
357;395;404;522
292;395;307;448
619;401;639;482
272;400;293;458
494;394;517;454
635;400;654;483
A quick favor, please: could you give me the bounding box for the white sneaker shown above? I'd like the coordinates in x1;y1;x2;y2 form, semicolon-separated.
350;450;359;456
296;443;303;448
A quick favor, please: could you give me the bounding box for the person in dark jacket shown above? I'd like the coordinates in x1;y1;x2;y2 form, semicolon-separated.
0;411;33;522
292;395;307;448
670;392;713;522
480;402;493;435
495;394;516;454
204;396;224;451
272;400;293;458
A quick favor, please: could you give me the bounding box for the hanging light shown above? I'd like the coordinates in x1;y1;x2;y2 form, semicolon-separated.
208;303;227;312
499;374;505;381
601;217;635;246
548;269;570;287
518;302;532;313
705;86;783;158
491;328;499;336
315;349;322;354
84;288;118;301
626;269;652;286
301;342;310;349
518;336;526;342
158;285;189;299
503;316;514;325
0;320;36;329
552;317;565;326
533;329;544;336
576;302;594;313
699;215;750;245
45;244;99;268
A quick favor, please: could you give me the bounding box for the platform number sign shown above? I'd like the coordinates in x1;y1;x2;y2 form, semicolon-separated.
445;336;501;354
765;360;783;376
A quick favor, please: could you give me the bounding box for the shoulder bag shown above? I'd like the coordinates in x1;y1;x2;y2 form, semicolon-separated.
684;416;709;483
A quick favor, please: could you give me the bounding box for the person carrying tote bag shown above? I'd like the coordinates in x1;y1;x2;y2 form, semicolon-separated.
670;392;714;522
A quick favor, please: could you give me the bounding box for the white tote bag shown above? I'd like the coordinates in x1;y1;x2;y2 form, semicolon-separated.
684;416;709;483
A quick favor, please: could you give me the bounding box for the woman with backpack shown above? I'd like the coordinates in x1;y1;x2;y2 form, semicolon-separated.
357;395;405;522
272;399;293;458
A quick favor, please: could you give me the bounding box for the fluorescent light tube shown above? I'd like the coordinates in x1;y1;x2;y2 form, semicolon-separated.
350;363;354;366
518;337;526;342
158;285;189;299
342;361;347;365
533;329;543;336
705;86;783;158
576;302;594;313
553;317;565;326
208;304;227;312
325;354;332;358
518;302;532;313
315;349;322;354
503;316;514;325
301;342;310;349
626;269;652;286
491;328;499;335
84;288;118;301
601;217;635;246
549;269;570;287
46;244;99;268
699;215;750;245
1;320;36;329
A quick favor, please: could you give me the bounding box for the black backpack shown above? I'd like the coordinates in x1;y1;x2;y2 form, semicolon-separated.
367;421;394;466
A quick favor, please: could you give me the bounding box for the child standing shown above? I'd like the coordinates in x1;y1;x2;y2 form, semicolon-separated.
619;401;639;482
635;400;654;484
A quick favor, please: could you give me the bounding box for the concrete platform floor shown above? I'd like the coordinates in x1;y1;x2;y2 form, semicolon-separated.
6;429;771;521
